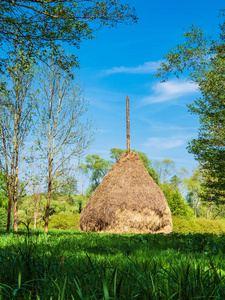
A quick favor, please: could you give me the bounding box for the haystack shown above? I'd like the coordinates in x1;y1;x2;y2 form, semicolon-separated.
79;151;172;234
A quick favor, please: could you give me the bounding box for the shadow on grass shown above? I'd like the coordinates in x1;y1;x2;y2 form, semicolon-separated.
1;228;225;257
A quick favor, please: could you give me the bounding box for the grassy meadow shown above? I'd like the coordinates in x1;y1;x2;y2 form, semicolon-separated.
1;221;225;299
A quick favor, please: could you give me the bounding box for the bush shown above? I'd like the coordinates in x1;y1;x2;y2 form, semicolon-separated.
173;216;225;234
48;213;80;230
161;183;194;219
0;207;7;228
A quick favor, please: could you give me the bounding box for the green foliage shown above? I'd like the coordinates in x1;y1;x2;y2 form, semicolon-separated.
0;1;137;72
154;158;175;184
66;195;88;213
79;154;111;196
0;207;7;228
156;15;225;204
0;171;8;228
110;148;126;162
184;168;202;217
17;193;87;229
0;171;8;209
170;175;182;189
53;173;78;196
17;193;45;228
187;52;225;203
48;213;80;230
173;216;225;234
161;183;194;219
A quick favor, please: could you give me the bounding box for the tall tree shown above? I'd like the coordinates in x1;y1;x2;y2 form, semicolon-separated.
0;1;137;72
184;169;202;218
156;12;225;204
153;158;175;184
110;148;126;162
36;64;93;233
0;51;35;232
53;173;78;196
161;182;194;219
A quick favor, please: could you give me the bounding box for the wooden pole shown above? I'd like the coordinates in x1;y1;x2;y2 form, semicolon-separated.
126;95;130;153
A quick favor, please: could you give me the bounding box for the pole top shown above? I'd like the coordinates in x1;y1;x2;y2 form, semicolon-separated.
126;95;130;153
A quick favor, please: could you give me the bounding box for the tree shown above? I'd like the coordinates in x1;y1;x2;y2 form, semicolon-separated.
0;171;8;228
171;168;189;191
110;148;126;162
0;50;36;232
156;13;225;204
79;154;111;197
161;182;194;219
170;175;182;190
52;169;78;196
0;1;137;72
36;64;93;233
184;169;202;218
153;158;175;184
18;188;44;229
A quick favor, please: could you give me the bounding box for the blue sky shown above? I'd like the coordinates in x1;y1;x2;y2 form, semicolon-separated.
75;0;224;178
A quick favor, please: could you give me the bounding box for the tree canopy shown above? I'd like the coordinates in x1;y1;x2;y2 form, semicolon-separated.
79;154;111;197
156;11;225;204
0;0;137;71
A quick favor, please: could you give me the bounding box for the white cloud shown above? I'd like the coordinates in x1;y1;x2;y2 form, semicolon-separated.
143;135;192;150
143;80;199;104
103;61;163;75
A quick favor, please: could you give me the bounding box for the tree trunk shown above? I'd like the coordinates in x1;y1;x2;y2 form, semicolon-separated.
194;203;197;218
7;188;12;232
13;200;18;231
44;179;52;233
13;165;19;232
210;203;213;219
34;211;37;229
207;206;210;219
7;171;14;232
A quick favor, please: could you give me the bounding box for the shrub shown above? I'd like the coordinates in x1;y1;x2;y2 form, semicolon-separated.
173;216;225;234
0;207;7;228
161;183;194;219
48;213;80;230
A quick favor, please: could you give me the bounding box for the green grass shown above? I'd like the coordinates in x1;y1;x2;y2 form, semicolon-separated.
1;229;225;299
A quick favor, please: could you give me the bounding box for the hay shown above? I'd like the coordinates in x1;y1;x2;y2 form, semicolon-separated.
79;151;172;234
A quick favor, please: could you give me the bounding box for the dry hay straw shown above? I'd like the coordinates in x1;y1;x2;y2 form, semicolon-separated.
79;151;172;234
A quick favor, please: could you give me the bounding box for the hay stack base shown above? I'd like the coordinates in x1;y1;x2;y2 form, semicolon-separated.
79;151;172;234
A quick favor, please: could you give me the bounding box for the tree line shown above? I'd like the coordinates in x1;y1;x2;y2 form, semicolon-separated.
2;146;223;231
79;149;225;220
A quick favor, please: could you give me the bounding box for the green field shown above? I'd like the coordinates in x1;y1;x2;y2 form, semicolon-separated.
1;228;225;299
